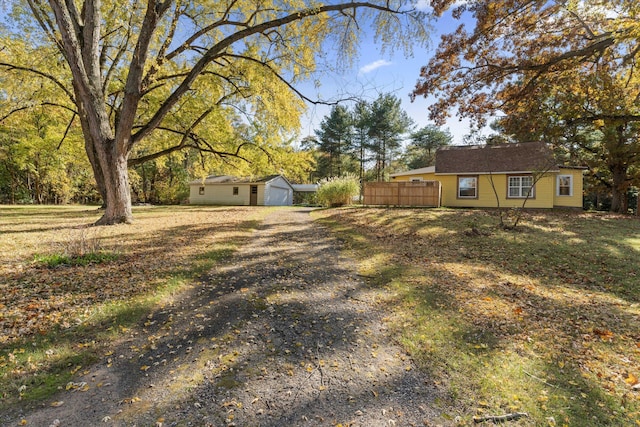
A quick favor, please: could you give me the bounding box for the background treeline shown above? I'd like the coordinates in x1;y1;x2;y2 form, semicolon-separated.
303;93;452;183
0;107;315;205
1;91;638;211
1;93;454;205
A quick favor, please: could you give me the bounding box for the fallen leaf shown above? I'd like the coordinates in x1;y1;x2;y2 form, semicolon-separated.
50;401;64;407
625;372;638;386
593;328;614;341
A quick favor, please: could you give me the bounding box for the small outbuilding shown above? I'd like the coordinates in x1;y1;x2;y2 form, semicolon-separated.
189;175;294;206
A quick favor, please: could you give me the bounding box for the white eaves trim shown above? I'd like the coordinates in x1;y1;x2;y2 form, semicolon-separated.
389;166;435;177
435;169;560;175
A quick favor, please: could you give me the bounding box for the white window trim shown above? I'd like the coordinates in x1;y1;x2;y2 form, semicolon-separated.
508;175;534;199
557;174;573;196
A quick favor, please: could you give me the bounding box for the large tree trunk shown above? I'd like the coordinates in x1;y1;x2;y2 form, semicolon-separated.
75;88;133;225
71;81;108;207
93;139;133;225
84;130;108;206
609;162;629;214
608;125;630;214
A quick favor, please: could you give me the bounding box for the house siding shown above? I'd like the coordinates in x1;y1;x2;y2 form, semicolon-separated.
189;175;297;206
390;143;585;209
553;168;584;208
393;172;561;208
442;174;554;208
189;183;257;205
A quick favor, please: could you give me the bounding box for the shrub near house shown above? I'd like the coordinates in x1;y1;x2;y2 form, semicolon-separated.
317;176;360;207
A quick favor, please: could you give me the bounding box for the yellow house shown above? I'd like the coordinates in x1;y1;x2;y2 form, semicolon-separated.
390;142;585;209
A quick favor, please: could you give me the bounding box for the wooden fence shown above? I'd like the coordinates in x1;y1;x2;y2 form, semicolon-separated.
363;181;441;207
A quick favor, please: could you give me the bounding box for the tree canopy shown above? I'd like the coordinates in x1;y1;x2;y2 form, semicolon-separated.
413;0;640;212
367;93;414;180
305;93;416;183
1;0;429;223
402;125;451;170
314;105;354;177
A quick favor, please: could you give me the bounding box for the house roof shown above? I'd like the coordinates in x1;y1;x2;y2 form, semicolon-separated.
253;174;282;183
190;174;290;185
193;175;242;184
389;166;435;178
435;142;559;174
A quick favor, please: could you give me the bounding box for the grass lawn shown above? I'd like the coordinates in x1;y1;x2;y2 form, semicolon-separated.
0;205;270;412
2;205;639;426
315;207;640;426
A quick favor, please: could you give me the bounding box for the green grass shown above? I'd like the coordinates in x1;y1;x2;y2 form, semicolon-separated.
0;205;270;412
315;207;640;426
1;248;228;409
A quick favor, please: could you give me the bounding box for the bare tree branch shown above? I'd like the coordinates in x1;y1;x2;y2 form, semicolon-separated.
142;0;185;90
116;0;173;152
57;112;77;150
25;0;64;52
0;102;77;122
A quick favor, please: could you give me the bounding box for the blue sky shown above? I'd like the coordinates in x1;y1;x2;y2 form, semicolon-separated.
296;8;480;146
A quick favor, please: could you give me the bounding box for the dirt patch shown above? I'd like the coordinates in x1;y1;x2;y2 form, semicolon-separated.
5;208;444;426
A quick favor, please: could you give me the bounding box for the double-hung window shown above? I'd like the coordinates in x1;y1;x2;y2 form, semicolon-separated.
557;175;573;196
508;175;534;198
458;176;478;198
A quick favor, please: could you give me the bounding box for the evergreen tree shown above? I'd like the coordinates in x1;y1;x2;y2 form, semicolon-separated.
314;105;354;178
402;125;452;170
352;101;374;199
367;94;414;180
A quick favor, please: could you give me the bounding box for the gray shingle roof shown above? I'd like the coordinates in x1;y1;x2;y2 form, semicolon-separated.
190;174;294;186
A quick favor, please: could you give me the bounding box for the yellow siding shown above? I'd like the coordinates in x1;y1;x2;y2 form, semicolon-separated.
437;174;554;208
392;171;581;208
553;168;584;208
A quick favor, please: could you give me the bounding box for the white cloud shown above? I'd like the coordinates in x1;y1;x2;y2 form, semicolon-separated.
415;0;433;11
359;59;392;74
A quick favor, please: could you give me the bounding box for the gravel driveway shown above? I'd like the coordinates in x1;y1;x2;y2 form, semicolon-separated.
8;207;441;427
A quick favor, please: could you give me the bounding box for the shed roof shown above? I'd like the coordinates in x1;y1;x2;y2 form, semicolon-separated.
190;174;288;185
435;142;559;174
291;184;319;192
